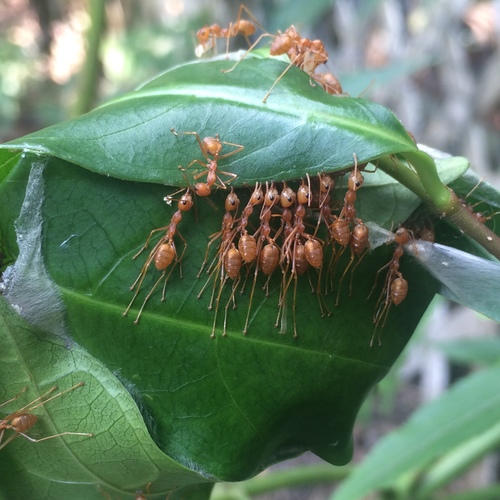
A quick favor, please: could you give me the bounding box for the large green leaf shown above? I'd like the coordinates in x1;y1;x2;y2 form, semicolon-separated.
0;56;449;485
0;297;211;499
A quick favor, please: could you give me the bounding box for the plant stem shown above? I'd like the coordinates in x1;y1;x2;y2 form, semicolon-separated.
377;155;500;260
404;151;453;209
72;0;106;117
211;464;352;499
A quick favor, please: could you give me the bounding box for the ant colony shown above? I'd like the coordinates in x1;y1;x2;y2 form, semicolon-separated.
123;124;421;344
121;6;432;344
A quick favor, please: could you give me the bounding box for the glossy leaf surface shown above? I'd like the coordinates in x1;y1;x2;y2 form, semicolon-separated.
0;297;211;500
2;57;420;186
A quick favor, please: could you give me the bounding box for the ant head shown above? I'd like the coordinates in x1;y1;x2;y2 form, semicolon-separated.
249;183;264;206
196;26;213;44
194;183;211;197
203;137;223;157
264;183;279;207
348;170;364;191
179;191;194;211
394;226;410;245
297;179;310;205
280;183;296;208
319;174;334;193
225;189;240;211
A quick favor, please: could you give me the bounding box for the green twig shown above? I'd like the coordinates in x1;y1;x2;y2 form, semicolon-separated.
377;154;500;260
72;0;106;117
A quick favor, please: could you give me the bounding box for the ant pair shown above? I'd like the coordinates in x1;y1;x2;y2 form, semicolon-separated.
319;155;370;306
196;5;342;102
195;5;263;58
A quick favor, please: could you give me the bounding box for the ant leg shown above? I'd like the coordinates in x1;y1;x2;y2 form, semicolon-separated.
221;33;276;73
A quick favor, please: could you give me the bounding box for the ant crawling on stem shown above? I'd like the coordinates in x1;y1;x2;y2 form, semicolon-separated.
171;128;243;197
0;382;92;449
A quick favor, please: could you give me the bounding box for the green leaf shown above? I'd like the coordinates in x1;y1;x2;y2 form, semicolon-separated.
2;57;419;186
0;148;437;481
331;365;500;500
0;296;212;499
436;337;500;366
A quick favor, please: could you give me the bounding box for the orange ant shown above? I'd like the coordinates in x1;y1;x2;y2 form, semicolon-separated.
242;182;281;334
0;382;92;449
369;226;411;346
123;189;194;323
195;189;243;337
458;178;500;226
312;173;337;237
461;198;500;226
210;243;244;338
223;24;328;102
195;4;264;58
312;72;344;95
197;188;241;278
235;183;265;289
262;26;329;102
278;180;327;337
171;128;243;197
199;184;263;311
328;154;369;305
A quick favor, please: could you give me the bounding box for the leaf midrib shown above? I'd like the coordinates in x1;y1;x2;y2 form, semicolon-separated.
61;287;387;368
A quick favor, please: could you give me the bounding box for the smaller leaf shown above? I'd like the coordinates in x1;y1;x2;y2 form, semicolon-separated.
331;365;500;500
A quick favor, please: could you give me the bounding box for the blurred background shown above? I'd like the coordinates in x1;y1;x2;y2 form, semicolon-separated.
1;0;500;497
